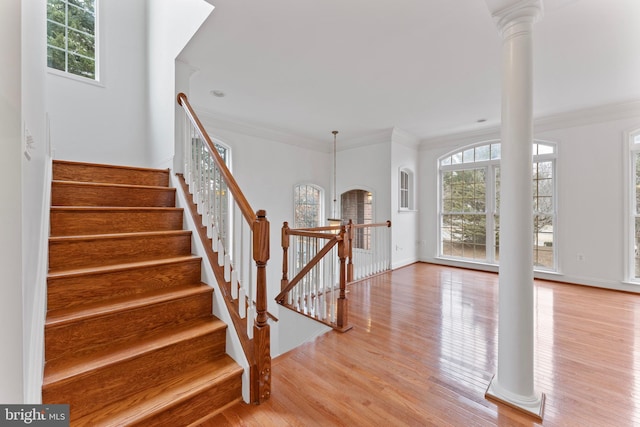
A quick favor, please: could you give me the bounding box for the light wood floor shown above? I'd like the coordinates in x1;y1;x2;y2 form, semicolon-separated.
205;263;640;426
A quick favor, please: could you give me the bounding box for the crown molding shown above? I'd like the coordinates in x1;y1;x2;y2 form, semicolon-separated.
190;103;326;152
190;103;396;153
339;129;393;152
419;100;640;151
534;100;640;133
392;127;420;149
189;99;640;154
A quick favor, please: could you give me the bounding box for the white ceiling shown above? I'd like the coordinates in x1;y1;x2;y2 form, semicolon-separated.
178;0;640;149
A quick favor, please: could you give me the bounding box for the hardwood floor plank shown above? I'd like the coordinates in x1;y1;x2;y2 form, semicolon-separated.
205;263;640;426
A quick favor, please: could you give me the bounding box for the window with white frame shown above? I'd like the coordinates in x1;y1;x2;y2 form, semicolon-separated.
293;184;323;228
47;0;98;80
399;168;414;210
629;131;640;280
439;141;556;270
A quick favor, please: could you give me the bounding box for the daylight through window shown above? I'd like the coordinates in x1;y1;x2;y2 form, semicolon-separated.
47;0;97;80
399;169;414;210
294;184;323;228
439;141;556;270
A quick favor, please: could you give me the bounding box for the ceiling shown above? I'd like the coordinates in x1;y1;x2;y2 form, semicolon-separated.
179;0;640;150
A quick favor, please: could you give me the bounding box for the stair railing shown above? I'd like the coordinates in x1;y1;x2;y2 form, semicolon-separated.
346;220;393;282
176;93;271;404
277;220;391;331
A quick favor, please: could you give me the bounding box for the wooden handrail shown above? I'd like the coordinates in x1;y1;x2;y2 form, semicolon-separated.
177;93;271;404
177;92;256;225
349;220;392;229
285;229;339;239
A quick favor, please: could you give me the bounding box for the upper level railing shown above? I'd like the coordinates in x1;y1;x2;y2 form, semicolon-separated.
277;220;391;331
176;93;270;404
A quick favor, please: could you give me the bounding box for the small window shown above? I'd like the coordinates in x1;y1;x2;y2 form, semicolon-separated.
399;168;414;210
294;184;323;228
47;0;97;80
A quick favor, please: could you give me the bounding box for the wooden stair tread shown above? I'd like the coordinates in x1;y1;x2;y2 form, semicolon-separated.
52;179;175;191
48;229;191;243
46;283;213;327
50;206;183;212
72;357;242;427
53;159;170;174
45;159;245;422
46;255;201;279
43;318;227;386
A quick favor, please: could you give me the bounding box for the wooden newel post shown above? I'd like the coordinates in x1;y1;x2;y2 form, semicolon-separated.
346;219;354;283
252;210;271;403
281;222;290;295
336;225;352;332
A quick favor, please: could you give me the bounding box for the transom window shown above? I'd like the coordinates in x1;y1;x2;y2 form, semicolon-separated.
439;141;556;270
293;184;323;228
47;0;97;80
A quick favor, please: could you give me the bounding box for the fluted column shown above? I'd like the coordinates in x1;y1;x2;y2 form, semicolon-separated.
484;0;545;420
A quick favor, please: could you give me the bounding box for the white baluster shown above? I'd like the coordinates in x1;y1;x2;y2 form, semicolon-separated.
224;254;231;282
239;287;246;318
231;270;239;299
246;305;254;339
217;240;224;266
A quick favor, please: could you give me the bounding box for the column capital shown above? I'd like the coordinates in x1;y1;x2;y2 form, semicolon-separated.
488;0;543;38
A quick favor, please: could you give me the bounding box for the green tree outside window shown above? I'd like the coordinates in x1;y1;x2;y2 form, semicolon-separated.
47;0;96;80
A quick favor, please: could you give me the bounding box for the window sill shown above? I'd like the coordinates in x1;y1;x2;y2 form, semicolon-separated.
433;256;559;275
621;280;640;286
47;68;105;88
398;209;418;213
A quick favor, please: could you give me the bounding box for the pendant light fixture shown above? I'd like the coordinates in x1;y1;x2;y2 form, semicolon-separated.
328;130;341;228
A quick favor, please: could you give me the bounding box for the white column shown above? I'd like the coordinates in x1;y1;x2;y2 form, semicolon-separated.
484;0;545;420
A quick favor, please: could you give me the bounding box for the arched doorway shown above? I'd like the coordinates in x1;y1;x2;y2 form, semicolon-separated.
341;189;373;249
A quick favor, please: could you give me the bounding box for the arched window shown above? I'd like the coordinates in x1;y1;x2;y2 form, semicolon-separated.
293;184;323;228
628;131;640;281
439;141;556;270
399;168;414;210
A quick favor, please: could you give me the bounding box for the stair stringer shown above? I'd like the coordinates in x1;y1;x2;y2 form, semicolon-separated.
25;155;53;403
170;172;251;402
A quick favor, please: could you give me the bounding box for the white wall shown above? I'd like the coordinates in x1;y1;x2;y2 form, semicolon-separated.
391;128;419;268
337;140;392;226
419;106;640;292
197;114;333;355
536;115;638;289
147;0;213;169
47;0;149;166
21;0;50;403
0;0;24;404
46;0;213;167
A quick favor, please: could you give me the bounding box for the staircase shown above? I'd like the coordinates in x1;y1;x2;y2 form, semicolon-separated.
43;160;243;426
